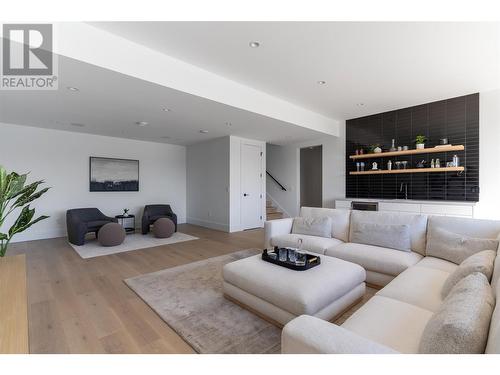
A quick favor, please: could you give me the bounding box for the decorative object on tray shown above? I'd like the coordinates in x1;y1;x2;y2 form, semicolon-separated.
414;135;427;150
89;157;139;192
262;248;321;271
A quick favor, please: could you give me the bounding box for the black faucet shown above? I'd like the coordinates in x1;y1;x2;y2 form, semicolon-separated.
400;182;408;200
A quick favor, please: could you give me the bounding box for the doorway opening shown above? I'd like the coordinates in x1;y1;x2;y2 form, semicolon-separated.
300;145;323;208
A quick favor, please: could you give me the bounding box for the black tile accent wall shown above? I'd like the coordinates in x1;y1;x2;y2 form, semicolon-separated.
346;93;479;202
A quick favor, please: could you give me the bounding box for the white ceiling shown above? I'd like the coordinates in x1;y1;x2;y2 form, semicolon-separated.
92;21;500;119
2;22;499;146
0;55;327;146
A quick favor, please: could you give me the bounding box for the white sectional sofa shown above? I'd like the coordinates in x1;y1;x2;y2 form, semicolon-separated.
264;207;500;354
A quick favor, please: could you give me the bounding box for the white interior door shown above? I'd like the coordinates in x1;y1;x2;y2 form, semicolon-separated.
241;143;263;230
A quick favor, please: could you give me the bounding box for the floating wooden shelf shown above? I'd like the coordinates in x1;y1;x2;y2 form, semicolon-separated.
349;167;465;175
349;145;464;160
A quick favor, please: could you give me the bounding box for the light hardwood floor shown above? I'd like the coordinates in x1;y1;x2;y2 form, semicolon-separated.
8;224;265;354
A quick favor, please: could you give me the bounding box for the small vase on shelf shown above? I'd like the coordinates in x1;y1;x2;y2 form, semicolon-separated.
389;139;397;152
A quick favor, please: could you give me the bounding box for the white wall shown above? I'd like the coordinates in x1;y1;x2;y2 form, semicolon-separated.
187;135;266;232
476;89;500;220
186;137;230;231
0;122;186;242
266;123;345;217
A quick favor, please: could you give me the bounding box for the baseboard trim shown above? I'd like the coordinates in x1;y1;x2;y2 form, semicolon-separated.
186;217;230;232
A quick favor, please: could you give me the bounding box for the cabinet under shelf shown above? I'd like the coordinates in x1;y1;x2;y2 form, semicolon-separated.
349;167;465;175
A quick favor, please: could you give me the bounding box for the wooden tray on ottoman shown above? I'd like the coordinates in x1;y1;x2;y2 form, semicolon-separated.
262;248;321;271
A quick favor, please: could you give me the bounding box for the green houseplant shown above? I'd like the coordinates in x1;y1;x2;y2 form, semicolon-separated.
0;166;50;257
414;135;427;150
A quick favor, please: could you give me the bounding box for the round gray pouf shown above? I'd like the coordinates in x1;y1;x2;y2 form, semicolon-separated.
153;217;175;238
98;222;126;247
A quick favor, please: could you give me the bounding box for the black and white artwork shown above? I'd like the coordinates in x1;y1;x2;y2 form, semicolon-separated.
89;157;139;192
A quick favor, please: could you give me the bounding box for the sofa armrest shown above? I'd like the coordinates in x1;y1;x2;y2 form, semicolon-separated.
264;218;294;248
282;315;399;354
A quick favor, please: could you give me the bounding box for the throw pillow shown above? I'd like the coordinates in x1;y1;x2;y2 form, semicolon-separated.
441;250;496;298
426;226;499;265
291;216;332;238
419;272;495;354
350;222;411;252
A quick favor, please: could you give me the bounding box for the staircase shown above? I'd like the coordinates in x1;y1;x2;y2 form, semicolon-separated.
266;200;284;221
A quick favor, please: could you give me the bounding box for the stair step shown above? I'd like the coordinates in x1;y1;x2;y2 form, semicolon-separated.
267;212;284;220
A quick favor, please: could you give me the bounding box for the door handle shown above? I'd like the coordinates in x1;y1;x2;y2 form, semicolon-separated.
243;193;249;197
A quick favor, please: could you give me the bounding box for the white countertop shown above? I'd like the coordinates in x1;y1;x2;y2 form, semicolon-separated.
336;198;477;206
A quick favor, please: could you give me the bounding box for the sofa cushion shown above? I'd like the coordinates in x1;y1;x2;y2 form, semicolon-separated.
486;274;500;353
415;256;458;273
491;241;500;290
426;226;499;265
419;272;495;354
349;210;428;255
377;264;451;312
342;295;433;353
325;242;423;276
350;222;411;252
223;254;365;316
300;207;351;242
291;216;332;238
271;234;342;255
441;250;496;298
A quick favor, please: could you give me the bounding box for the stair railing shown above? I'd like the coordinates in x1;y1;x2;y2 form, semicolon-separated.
266;171;287;191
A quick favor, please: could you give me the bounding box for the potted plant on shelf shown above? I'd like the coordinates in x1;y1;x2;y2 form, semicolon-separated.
0;166;50;257
368;144;382;154
414;135;427;150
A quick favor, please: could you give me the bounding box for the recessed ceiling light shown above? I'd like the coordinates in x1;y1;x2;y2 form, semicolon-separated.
136;121;149;126
70;122;85;127
162;108;172;112
356;103;365;107
199;130;209;134
249;41;260;48
67;86;79;91
317;80;326;85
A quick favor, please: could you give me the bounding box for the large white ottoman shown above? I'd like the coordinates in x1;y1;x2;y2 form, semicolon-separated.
223;253;366;326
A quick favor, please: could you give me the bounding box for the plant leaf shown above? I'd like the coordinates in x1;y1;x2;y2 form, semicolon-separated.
6;173;27;199
13;186;50;209
9;205;35;237
0;232;7;241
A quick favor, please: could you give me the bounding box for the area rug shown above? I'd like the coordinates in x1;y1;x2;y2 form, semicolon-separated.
70;232;199;259
125;248;377;354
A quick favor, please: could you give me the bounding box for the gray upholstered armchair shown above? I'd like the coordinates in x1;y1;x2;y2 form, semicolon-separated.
66;208;117;245
142;204;177;234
